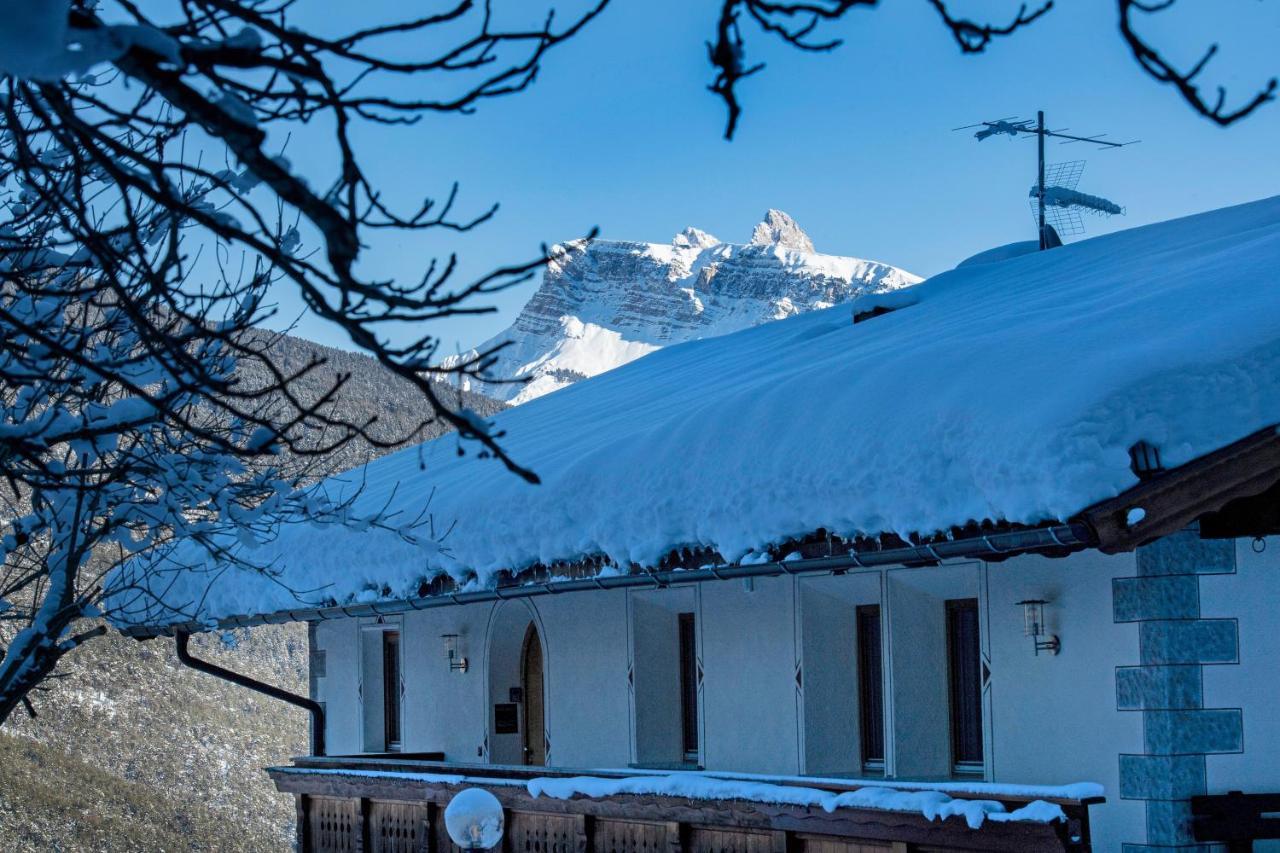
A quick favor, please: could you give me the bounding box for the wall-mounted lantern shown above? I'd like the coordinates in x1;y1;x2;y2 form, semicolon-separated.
1015;599;1060;656
1128;440;1163;480
442;633;469;673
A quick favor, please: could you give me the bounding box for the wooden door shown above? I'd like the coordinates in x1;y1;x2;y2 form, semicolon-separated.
521;623;546;766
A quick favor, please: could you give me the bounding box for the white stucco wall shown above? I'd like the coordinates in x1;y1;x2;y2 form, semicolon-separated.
885;566;973;779
537;591;631;768
307;533;1280;851
405;594;631;766
631;589;691;766
313;618;359;755
797;573;881;775
986;549;1146;849
1200;535;1280;795
699;576;801;774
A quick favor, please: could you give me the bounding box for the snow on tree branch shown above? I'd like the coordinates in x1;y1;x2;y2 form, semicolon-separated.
1;0;608;484
0;0;607;723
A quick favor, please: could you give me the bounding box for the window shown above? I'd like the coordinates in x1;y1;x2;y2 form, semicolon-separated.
946;599;983;773
382;630;402;752
678;612;699;761
856;605;885;771
361;626;402;753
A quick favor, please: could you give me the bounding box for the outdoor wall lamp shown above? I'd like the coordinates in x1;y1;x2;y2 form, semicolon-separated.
1016;599;1060;656
442;633;469;673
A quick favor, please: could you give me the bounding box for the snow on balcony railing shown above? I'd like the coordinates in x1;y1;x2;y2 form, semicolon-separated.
527;772;1095;831
275;761;1103;832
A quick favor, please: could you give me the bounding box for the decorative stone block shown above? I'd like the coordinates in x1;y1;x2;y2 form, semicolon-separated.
1115;530;1244;852
1144;709;1242;755
1145;799;1197;846
1119;754;1206;800
1116;665;1202;711
1140;619;1238;665
1137;533;1235;576
1114;575;1200;622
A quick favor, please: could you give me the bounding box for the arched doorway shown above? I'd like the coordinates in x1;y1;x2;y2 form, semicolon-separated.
486;601;547;766
521;624;546;766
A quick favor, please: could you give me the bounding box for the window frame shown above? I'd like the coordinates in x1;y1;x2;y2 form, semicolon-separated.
358;620;404;754
856;604;885;773
945;598;984;775
677;611;699;763
381;629;402;753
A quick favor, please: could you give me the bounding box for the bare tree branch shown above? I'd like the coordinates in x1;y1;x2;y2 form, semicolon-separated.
1117;0;1276;126
710;0;1274;139
708;0;1048;139
0;0;608;722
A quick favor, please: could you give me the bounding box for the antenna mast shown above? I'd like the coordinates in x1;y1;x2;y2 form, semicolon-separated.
957;112;1137;250
1037;111;1046;249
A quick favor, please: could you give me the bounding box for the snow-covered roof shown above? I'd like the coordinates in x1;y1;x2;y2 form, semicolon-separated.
111;196;1280;629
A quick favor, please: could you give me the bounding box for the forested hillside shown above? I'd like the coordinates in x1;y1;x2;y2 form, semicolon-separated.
0;332;505;851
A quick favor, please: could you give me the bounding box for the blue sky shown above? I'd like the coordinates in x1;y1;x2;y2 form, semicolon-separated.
267;0;1280;353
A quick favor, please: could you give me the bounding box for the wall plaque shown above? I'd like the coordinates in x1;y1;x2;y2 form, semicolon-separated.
494;702;519;734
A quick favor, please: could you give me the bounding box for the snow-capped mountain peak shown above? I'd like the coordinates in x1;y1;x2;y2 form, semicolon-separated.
673;226;719;250
445;213;920;404
750;209;815;253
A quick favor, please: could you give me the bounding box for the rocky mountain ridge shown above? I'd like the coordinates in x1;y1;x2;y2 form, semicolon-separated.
444;210;921;404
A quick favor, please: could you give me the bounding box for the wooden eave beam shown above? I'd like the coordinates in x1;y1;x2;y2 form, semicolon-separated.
1080;425;1280;553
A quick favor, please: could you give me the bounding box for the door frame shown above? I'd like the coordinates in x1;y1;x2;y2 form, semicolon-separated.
356;617;404;754
483;599;550;765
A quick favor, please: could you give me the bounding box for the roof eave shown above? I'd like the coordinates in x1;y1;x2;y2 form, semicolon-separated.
1081;425;1280;552
120;521;1095;640
119;423;1280;641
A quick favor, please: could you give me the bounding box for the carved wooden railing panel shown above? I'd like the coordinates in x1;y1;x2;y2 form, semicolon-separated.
594;818;676;853
507;811;583;853
794;834;892;853
310;797;360;853
688;826;782;853
368;800;429;853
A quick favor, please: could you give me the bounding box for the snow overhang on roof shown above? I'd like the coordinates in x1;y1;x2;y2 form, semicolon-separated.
110;196;1280;637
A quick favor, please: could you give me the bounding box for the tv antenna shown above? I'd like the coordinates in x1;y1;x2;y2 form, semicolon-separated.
954;111;1138;250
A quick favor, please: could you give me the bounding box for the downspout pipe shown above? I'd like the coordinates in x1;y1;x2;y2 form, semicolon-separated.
175;630;325;756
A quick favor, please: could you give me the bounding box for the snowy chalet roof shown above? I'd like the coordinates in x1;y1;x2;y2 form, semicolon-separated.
113;196;1280;634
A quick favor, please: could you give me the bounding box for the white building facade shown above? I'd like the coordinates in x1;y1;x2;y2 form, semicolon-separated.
310;525;1277;850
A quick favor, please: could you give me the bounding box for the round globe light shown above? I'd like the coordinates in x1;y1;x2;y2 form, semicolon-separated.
444;787;505;850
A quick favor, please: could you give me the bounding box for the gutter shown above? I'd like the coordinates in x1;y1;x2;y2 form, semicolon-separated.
132;523;1093;639
175;630;325;756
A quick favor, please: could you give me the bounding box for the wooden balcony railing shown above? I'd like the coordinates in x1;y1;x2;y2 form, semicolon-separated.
269;757;1100;853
